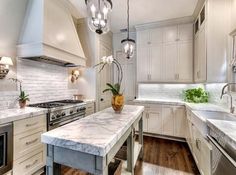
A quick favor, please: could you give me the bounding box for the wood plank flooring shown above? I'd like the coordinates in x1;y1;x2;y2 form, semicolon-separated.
59;136;200;175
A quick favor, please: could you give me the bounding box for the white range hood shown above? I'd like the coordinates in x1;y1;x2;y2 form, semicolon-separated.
17;0;86;67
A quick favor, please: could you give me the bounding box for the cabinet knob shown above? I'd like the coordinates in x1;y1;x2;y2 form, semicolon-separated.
100;98;104;101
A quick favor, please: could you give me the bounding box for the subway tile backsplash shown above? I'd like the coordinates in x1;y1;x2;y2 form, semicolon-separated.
138;83;228;107
0;58;77;110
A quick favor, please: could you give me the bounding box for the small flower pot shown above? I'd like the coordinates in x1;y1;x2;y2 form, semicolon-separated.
19;100;27;109
111;95;124;113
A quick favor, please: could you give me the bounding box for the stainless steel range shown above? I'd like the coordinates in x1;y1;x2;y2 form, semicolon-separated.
29;100;86;130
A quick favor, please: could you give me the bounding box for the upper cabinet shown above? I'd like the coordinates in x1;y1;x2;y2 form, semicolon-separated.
136;23;193;83
194;0;231;83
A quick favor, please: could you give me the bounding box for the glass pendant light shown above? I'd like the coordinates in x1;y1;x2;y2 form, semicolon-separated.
85;0;112;35
121;0;135;59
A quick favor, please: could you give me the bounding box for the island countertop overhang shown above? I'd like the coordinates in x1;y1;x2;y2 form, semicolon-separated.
41;105;144;157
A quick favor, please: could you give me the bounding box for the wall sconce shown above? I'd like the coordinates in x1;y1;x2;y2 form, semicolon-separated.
0;57;13;79
71;70;80;83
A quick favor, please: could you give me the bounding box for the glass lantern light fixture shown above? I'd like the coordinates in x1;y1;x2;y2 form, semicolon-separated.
121;0;135;59
85;0;112;35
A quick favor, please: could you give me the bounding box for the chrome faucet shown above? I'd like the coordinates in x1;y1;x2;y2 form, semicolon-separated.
221;83;236;114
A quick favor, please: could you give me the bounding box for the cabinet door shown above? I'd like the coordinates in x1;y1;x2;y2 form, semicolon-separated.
149;44;163;81
198;25;207;82
98;43;112;110
200;138;212;175
194;33;200;81
148;110;162;134
143;111;148;132
163;26;178;43
178;24;193;41
192;125;201;166
163;43;178;82
137;30;150;45
150;28;163;44
177;41;193;82
137;45;149;82
174;106;186;138
162;106;174;136
187;120;193;150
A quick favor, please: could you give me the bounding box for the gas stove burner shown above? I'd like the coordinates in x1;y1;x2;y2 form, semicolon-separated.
28;102;64;109
56;100;84;104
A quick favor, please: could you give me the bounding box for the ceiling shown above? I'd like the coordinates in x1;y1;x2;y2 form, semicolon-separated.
69;0;199;33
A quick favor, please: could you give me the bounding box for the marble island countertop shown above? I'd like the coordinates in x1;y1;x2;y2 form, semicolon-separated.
0;107;47;124
41;105;144;157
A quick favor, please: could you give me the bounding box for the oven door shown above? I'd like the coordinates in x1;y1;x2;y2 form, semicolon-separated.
48;112;85;130
208;135;236;175
0;123;13;175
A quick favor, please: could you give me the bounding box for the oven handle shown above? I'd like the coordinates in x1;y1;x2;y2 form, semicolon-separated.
207;135;236;167
50;115;84;127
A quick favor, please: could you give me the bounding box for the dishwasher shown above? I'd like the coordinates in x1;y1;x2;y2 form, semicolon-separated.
0;123;13;174
208;135;236;175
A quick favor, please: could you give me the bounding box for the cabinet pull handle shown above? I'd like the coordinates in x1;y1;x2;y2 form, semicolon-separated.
26;122;38;127
25;159;38;169
26;138;38;146
196;139;201;151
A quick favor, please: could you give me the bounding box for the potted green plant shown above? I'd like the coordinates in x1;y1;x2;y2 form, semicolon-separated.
94;56;124;113
10;78;30;108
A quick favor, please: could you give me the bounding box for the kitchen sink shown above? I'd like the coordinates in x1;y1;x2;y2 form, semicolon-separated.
192;111;236;122
189;110;236;137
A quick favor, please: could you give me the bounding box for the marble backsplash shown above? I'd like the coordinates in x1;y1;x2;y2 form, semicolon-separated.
138;83;228;107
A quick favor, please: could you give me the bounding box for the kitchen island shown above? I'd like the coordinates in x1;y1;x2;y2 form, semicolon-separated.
41;105;144;175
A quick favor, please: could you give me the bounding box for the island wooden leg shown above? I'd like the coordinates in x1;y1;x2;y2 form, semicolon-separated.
46;145;61;175
127;129;134;174
138;114;144;159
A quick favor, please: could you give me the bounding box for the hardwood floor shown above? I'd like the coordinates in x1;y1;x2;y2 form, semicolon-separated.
60;136;200;175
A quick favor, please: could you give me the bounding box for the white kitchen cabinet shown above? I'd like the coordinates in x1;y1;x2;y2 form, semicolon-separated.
142;110;148;132
200;137;212;175
162;106;174;136
194;0;230;83
194;24;207;83
136;23;193;83
148;109;162;134
174;106;186;138
13;115;46;175
163;43;178;82
137;45;149;82
178;41;193;82
163;26;178;43
149;44;163;81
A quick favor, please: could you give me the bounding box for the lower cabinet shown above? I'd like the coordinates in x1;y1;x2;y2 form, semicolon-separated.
139;103;186;138
187;111;212;175
13;115;46;175
85;102;95;116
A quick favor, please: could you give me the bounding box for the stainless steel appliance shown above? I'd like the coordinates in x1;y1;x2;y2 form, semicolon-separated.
29;100;86;130
0;123;13;175
208;133;236;175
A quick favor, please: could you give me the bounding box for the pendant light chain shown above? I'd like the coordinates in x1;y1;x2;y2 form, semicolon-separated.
127;0;130;39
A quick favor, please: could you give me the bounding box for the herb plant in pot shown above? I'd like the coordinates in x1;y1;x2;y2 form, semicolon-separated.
94;56;124;113
10;78;30;108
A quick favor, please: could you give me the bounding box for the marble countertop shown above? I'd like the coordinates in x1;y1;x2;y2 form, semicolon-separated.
41;105;144;157
0;107;47;124
207;119;236;151
134;98;228;112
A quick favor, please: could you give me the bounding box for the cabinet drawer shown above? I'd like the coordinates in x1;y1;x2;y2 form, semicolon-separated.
14;127;46;160
14;115;46;135
13;148;45;175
